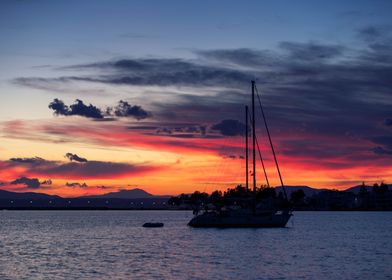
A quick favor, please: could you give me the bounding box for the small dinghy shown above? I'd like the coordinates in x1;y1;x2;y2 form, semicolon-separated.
142;222;164;228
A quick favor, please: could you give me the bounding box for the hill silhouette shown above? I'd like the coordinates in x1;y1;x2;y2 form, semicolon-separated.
275;185;327;197
81;188;155;199
0;188;168;210
0;189;61;200
344;184;392;194
0;185;377;200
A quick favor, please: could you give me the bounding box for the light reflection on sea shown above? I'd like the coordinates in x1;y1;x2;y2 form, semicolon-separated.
0;211;391;280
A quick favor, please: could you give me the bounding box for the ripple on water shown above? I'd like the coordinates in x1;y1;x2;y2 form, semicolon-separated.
0;211;391;280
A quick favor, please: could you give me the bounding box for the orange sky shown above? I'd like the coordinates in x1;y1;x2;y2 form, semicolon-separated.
1;116;391;197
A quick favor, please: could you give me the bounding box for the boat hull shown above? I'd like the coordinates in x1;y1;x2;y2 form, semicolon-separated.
188;212;292;228
143;222;164;228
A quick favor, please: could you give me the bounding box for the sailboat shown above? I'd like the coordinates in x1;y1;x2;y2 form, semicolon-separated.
188;81;292;228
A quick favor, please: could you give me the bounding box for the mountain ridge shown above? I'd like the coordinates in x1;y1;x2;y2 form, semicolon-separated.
0;189;61;200
80;188;155;199
0;185;387;200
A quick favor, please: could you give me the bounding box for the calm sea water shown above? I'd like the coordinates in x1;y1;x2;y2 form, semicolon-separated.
0;211;391;280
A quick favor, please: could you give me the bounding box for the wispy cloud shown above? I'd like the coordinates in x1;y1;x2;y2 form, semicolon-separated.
3;156;163;179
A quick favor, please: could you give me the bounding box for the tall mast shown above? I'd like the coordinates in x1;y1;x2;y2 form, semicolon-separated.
245;105;249;192
252;80;256;194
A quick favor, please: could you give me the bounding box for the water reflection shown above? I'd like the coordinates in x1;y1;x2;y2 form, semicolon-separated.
0;211;391;279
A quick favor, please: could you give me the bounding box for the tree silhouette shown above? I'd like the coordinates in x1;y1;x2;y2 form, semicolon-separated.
359;182;368;194
290;189;305;203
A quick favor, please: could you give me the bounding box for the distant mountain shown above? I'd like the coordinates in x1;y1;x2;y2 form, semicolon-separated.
0;188;167;200
4;184;387;201
344;185;372;194
0;189;61;200
82;188;155;199
344;184;392;194
275;186;327;197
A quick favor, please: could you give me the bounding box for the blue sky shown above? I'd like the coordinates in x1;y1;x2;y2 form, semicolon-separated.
2;0;391;119
2;0;391;62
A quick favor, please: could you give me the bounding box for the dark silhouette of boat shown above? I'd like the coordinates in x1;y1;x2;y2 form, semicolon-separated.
188;81;292;228
188;209;291;228
143;222;164;228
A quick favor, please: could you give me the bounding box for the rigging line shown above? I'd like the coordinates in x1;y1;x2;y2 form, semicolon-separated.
247;111;270;188
254;84;288;201
255;135;270;188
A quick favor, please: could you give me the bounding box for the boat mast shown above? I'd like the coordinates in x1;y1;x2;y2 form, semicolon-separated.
245;105;249;193
252;81;256;195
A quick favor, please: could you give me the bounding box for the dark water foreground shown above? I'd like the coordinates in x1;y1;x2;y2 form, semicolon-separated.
0;211;391;280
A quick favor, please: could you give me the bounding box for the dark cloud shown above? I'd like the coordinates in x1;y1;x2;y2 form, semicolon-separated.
278;41;344;61
357;26;390;43
211;119;247;136
224;155;244;159
49;99;150;120
222;155;244;159
112;100;151;120
69;99;104;119
196;42;344;70
49;99;104;119
96;185;112;190
10;177;51;189
13;77;71;92
66;182;88;188
370;136;392;156
149;90;247;125
371;136;392;149
48;98;69;116
279;138;367;161
200;125;207;136
19;58;251;88
5;156;159;179
372;146;392;156
165;134;195;139
127;125;159;130
40;161;152;178
65;153;88;163
196;48;277;69
156;125;207;137
385;119;392;126
41;179;52;185
156;127;173;135
11;177;40;188
10;157;45;165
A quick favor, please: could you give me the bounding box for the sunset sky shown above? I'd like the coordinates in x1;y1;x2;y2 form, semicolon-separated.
1;0;391;197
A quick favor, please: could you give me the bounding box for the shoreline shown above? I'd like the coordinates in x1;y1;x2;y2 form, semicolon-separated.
1;208;391;211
